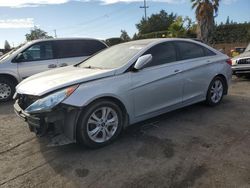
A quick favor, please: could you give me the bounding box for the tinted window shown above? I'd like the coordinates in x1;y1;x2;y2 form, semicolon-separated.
22;42;53;61
56;40;106;58
144;42;177;68
176;41;205;60
203;47;216;56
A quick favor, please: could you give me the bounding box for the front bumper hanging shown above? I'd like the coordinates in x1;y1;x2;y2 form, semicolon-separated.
14;100;81;146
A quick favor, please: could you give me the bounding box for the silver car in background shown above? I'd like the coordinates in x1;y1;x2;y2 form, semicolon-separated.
14;38;232;148
0;38;107;101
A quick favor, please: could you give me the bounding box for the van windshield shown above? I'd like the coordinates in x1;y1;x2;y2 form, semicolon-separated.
0;43;25;62
79;42;145;69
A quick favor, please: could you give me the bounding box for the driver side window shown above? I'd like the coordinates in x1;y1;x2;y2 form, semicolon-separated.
21;42;53;62
144;42;177;68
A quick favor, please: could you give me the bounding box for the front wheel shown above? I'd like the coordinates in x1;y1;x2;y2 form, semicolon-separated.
77;100;124;148
206;77;225;106
0;78;15;102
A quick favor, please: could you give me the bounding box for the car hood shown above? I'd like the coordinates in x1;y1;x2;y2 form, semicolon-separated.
16;66;115;96
232;51;250;60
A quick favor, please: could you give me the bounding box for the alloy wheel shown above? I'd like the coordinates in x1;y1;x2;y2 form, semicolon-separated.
87;107;119;143
210;79;223;104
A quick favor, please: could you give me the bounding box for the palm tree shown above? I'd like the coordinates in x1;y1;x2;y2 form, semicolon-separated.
191;0;220;44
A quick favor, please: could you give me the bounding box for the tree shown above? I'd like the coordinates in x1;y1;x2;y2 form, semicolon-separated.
191;0;220;44
136;10;176;34
105;38;123;46
25;26;53;41
4;40;11;50
132;33;138;40
226;16;230;25
120;30;131;42
167;16;197;38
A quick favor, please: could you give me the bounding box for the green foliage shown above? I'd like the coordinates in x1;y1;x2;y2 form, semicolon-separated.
212;23;250;43
120;30;131;42
25;26;53;41
136;16;197;39
132;33;138;40
137;31;169;39
136;10;177;34
4;40;11;50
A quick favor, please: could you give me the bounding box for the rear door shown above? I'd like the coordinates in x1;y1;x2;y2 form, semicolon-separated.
174;41;217;103
56;40;107;67
16;41;58;80
131;42;184;117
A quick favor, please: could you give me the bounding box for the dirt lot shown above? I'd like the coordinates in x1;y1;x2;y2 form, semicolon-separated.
0;77;250;188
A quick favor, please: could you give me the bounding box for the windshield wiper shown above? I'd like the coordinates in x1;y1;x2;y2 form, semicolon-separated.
82;65;103;69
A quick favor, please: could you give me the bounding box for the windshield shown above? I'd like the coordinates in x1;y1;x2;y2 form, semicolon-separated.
79;42;145;69
245;43;250;52
0;43;25;61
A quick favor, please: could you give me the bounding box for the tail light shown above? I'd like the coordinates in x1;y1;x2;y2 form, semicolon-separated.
226;59;232;66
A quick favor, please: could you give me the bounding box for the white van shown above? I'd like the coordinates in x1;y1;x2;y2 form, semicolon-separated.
0;38;108;101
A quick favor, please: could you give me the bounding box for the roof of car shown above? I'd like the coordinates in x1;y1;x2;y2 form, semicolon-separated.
120;38;202;46
30;37;106;43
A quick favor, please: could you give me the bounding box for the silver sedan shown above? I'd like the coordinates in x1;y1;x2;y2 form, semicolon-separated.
14;38;232;148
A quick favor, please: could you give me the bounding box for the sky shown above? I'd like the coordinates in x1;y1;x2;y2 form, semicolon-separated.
0;0;249;48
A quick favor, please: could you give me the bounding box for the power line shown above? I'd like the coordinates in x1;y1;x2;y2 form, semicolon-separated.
140;0;149;20
63;8;139;36
49;6;127;35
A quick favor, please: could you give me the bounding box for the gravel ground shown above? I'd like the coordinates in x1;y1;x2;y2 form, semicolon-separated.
0;77;250;188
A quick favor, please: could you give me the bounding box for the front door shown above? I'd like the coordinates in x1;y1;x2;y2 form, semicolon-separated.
131;42;183;117
17;41;58;80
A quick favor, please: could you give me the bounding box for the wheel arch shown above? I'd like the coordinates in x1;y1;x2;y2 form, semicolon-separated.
215;74;228;95
0;74;19;86
75;95;130;137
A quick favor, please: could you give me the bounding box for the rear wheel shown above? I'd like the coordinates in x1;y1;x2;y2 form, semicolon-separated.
206;76;225;106
77;100;124;148
0;77;15;102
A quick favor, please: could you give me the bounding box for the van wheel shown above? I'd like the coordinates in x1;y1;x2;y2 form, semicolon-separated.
206;76;225;106
77;100;124;148
0;77;15;102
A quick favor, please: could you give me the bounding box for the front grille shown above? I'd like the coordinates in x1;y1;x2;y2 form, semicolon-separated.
17;94;39;110
237;58;250;64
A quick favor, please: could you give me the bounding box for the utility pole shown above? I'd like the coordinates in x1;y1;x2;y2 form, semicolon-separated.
140;0;149;20
53;29;57;38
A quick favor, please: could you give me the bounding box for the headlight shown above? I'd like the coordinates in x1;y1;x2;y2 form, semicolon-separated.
25;85;78;114
231;59;237;66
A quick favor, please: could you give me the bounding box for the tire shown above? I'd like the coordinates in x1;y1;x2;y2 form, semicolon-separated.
0;77;15;102
76;100;124;148
206;76;225;106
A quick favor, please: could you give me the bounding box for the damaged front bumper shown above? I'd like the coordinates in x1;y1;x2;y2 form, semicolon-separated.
14;100;81;146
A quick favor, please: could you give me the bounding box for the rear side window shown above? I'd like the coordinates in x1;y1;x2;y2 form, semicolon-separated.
175;41;205;60
144;42;177;68
203;47;216;56
56;40;107;59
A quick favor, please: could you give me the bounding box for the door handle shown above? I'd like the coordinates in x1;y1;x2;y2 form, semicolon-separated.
174;69;181;73
59;63;68;67
48;64;57;68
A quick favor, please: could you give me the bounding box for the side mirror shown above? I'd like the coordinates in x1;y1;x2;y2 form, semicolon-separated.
13;53;24;63
134;54;152;70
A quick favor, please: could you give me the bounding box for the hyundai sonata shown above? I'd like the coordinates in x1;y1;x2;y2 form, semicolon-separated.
14;38;232;148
